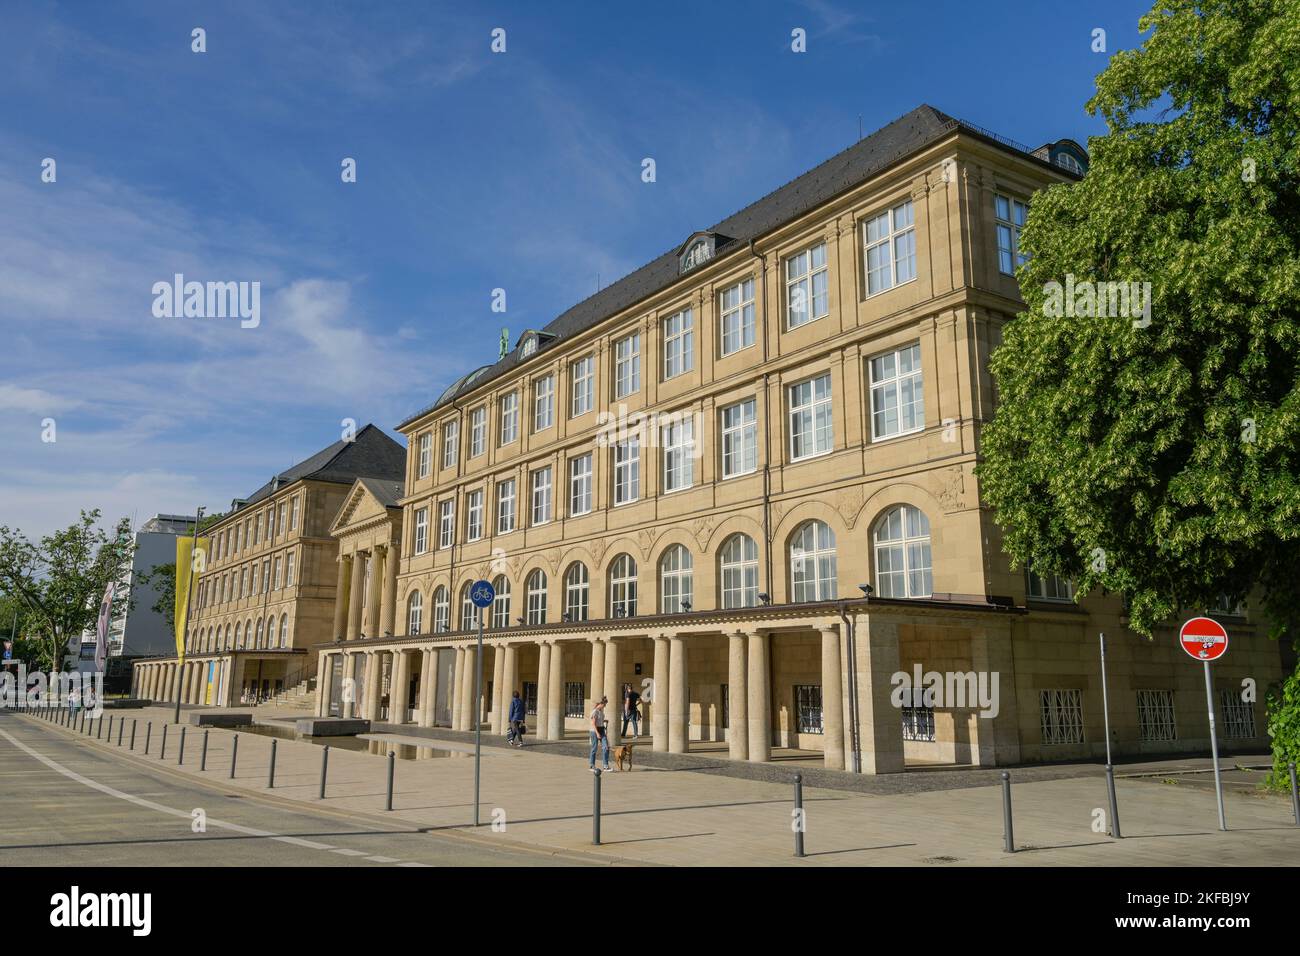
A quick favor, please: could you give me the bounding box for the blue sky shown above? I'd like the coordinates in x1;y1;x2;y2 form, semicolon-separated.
0;0;1153;537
